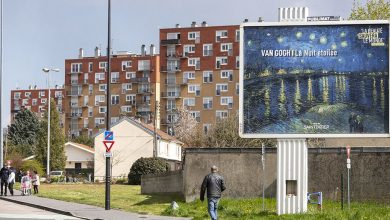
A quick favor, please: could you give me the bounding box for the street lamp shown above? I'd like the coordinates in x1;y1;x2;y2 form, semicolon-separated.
42;68;60;177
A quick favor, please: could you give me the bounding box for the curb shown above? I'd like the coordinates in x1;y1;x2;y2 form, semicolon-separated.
0;196;89;220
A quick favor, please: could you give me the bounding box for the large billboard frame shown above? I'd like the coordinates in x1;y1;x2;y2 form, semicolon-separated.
239;20;390;138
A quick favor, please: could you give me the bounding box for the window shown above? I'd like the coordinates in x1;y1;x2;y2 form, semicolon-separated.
167;33;180;40
183;45;195;56
126;72;136;79
138;60;150;71
39;106;45;112
88;107;93;117
216;57;228;69
188;32;200;40
95;72;105;83
71;63;82;73
188;84;200;94
126;94;136;104
89;84;93;95
203;97;213;109
221;70;232;79
203;71;213;83
236;56;240;69
111;72;119;83
99;106;107;113
190;111;200;122
184;71;195;80
183;98;196;107
122;61;132;70
41;98;47;104
99;84;106;92
55;91;63;98
221;43;232;52
99;62;107;70
39;91;45;98
203;44;213;56
95;95;105;105
22;99;29;106
111;95;119;105
121;106;132;113
95;118;105;126
25;92;31;98
188;58;200;67
14;92;21;99
203;124;211;134
166;100;176;111
216;30;228;42
220;97;233;106
216;110;228;119
88;62;93;72
235;29;240;42
122;83;132;91
32;99;37;106
236;83;239;95
216;84;228;95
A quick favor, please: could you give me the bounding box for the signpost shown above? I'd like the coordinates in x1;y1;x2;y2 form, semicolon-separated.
346;145;351;209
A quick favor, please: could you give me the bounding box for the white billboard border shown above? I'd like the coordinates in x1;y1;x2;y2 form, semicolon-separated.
239;20;390;139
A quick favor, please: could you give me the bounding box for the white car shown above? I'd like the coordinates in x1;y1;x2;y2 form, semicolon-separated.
49;171;64;177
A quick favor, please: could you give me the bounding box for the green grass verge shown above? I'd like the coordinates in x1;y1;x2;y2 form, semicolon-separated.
37;184;390;219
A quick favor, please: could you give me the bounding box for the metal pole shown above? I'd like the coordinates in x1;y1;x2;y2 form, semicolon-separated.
105;0;111;210
47;73;51;177
341;173;344;210
262;143;265;211
153;101;158;157
0;0;4;168
347;167;350;209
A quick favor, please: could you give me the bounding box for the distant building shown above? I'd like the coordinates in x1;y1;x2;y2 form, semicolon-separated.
159;22;240;135
94;117;182;181
64;142;94;176
64;46;160;138
10;86;64;124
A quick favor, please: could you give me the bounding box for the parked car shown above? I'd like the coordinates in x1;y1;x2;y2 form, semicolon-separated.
49;171;64;177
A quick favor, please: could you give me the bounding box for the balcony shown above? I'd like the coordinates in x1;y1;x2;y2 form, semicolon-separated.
111;78;120;83
137;88;153;94
66;91;82;96
66;112;83;118
83;79;89;85
203;50;213;56
161;39;181;46
165;106;177;111
71;80;79;85
161;119;175;125
161;92;181;99
129;77;150;83
161;66;181;73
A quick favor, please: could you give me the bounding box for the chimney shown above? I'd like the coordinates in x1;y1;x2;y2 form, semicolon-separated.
201;21;208;27
79;48;84;58
243;18;249;23
141;44;146;56
34;85;37;89
150;44;155;56
175;24;181;28
191;21;197;28
94;46;101;58
258;17;264;22
28;85;32;90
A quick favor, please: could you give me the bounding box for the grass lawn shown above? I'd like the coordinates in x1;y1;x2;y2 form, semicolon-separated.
38;184;390;219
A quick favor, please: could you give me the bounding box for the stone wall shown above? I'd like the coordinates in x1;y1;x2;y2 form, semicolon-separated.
141;170;183;195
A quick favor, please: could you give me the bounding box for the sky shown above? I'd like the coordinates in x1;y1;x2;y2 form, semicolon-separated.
1;0;357;128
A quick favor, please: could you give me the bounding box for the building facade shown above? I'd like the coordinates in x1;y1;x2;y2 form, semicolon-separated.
10;86;64;124
64;46;160;138
159;22;240;134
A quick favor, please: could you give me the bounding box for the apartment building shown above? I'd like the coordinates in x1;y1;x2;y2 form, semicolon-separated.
10;86;65;124
159;22;240;134
64;46;160;138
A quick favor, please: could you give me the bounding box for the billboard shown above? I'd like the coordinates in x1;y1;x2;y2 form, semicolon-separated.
239;21;389;138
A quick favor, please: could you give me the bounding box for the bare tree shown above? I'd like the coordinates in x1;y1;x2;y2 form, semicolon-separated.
173;107;204;147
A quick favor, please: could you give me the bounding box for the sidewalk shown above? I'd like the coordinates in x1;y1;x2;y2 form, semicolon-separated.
0;194;191;220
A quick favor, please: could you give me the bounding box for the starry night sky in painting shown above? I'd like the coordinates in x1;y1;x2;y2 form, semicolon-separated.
244;24;389;73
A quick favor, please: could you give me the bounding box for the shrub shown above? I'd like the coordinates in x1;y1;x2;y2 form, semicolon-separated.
20;160;44;176
128;157;168;185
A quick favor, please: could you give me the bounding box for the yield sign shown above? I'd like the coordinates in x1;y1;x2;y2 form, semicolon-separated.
103;140;115;152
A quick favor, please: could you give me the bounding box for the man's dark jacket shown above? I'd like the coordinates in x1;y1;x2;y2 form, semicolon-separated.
0;166;9;182
200;172;226;201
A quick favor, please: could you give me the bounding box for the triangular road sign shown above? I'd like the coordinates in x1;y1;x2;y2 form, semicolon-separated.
103;140;115;152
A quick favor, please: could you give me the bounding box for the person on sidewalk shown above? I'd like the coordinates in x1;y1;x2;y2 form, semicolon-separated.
32;171;40;194
7;167;16;196
200;165;226;220
0;163;10;196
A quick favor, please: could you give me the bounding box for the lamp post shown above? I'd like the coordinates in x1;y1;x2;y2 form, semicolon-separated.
42;68;59;177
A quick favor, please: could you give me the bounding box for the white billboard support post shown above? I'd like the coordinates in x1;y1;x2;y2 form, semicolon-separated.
346;145;351;209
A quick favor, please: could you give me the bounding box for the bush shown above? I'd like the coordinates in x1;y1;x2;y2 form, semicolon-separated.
128;157;168;185
20;160;44;176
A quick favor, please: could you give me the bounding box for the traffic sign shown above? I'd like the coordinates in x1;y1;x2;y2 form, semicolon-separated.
105;152;112;158
104;131;114;141
346;145;351;159
103;140;115;152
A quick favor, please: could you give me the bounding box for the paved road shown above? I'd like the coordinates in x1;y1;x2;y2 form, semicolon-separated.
0;198;80;220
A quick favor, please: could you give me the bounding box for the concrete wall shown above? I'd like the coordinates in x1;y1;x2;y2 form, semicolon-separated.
141;170;183;195
183;147;390;203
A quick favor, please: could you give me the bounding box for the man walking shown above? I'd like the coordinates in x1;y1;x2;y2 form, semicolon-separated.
0;163;10;196
200;165;226;220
